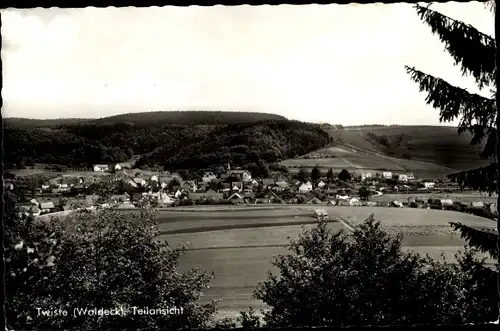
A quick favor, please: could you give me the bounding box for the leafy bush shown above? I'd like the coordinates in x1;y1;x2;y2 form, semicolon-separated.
5;193;217;330
254;215;497;327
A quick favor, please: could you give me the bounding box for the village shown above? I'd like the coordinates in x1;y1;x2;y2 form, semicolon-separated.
6;161;497;219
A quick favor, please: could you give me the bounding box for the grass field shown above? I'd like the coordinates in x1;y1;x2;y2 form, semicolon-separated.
280;125;490;179
153;206;496;318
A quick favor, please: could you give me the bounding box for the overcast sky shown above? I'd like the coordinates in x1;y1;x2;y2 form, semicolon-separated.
1;2;494;125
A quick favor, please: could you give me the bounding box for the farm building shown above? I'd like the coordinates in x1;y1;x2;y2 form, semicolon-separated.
299;182;313;193
93;164;109;172
440;199;454;206
317;181;327;188
361;172;373;180
424;182;435;189
398;174;409;182
382;172;393;179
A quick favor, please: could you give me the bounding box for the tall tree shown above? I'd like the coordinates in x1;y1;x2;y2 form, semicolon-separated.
405;3;498;319
326;168;334;182
311;165;322;183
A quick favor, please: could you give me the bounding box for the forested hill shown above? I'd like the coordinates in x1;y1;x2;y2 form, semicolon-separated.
4;111;287;128
5;115;330;175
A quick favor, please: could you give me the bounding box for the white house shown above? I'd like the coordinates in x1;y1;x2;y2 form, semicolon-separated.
382;172;393;179
159;193;175;206
150;175;158;182
40;202;55;213
299;181;313;193
407;173;415;180
472;201;485;208
114;164;122;171
250;179;259;186
398;174;409;182
317;181;326;189
229;170;252;182
133;178;147;186
424;182;435;189
440;199;453;206
336;195;350;200
174;190;183;199
202;172;218;183
93;164;109;172
361;172;373;180
349;197;361;206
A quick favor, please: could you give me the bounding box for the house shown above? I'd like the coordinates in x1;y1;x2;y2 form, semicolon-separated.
222;183;231;192
228;170;252;182
262;179;275;189
308;197;323;205
40;202;56;213
361;172;373;180
349;197;361;206
133;177;147;186
424;182;435;189
317;181;326;189
471;201;485;208
158;193;176;206
391;200;404;208
93;164;109;172
407;173;415;180
273;181;290;192
250;179;259;187
30;198;40;206
336;194;349;200
440;199;454;206
231;182;243;192
190;190;224;202
127;180;138;188
183;181;198;193
150;175;159;182
314;209;329;219
366;201;378;207
328;200;337;206
114;164;122;171
228;192;244;204
116;201;135;209
29;205;41;216
382;172;393;179
202;172;218;183
298;181;313;194
174;189;183;199
398;174;409;182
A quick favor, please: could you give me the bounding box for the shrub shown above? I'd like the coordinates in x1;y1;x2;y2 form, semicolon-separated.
254;215;497;327
5;193;217;330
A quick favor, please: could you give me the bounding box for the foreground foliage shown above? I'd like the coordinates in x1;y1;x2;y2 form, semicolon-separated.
4;192;217;330
255;216;498;327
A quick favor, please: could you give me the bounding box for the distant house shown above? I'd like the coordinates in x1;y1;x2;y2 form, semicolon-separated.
382;172;393;179
232;182;243;192
202;172;218;183
317;181;326;189
29;206;41;216
62;177;81;187
228;192;244;204
349;197;361;206
133;177;147;187
40;202;56;213
440;199;453;206
250;179;259;186
273;181;290;192
30;198;40;206
93;164;109;172
336;194;349;200
471;201;485;208
407;173;415;180
361;172;373;180
262;179;275;189
158;193;176;206
398;174;409;182
424;182;435;189
150;175;159;182
229;170;252;182
174;189;183;199
183;181;198;192
114;164;122;171
190;190;224;202
298;183;310;194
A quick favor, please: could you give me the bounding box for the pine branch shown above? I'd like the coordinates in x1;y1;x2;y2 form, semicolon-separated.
450;222;499;259
414;4;496;89
447;162;497;194
405;67;496;155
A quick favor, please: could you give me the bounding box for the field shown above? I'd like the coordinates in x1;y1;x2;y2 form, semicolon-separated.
152;206;496;318
280;125;491;178
370;192;497;205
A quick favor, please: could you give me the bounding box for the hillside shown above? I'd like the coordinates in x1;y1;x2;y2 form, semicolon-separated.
280;125;491;178
4;113;329;176
4;111;287;128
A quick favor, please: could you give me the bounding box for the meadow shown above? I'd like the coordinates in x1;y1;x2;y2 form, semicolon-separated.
154;206;497;318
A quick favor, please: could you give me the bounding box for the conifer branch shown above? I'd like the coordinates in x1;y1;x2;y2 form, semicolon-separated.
447;162;497;194
450;222;499;259
405;67;496;152
414;4;496;89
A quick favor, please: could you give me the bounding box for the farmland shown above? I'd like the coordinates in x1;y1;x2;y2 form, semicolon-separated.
280;125;491;179
153;206;496;318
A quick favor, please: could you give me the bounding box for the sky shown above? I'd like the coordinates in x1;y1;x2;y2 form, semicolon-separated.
1;2;494;126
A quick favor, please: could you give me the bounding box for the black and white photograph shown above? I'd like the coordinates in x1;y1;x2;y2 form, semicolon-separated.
2;1;498;330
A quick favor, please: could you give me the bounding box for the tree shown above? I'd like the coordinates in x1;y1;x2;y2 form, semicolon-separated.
254;215;498;327
338;169;352;181
297;168;309;183
405;3;498;316
311;165;322;183
358;186;371;201
5;193;217;330
326;168;334;183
